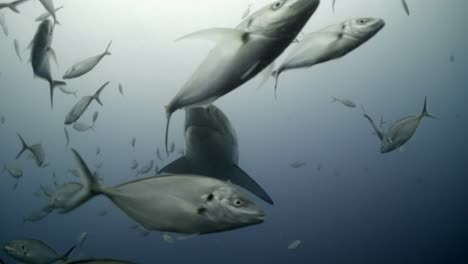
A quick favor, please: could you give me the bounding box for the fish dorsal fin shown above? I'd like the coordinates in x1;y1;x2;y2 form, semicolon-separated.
175;28;249;45
226;165;274;205
158;157;193;175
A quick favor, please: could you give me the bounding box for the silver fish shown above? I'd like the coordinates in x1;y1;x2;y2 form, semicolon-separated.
59;86;78;97
73;122;95;132
0;0;29;13
0;13;8;36
60;149;265;235
331;96;356;108
39;0;59;24
16;133;46;167
30;19;66;108
165;0;320;153
288;240;302;249
64;127;70;148
3;239;77;264
290;162;306;169
160;105;273;204
14;39;22;61
401;0;410;16
241;3;252;20
131;138;136;148
162;234;175;243
1;162;23;189
92;111;99;124
35;5;63;22
273;18;385;95
332;0;336;13
96;147;101;155
1;115;5;124
118;83;124;96
77;232;88;247
63;41;112;79
65;82;109;125
43;182;84;210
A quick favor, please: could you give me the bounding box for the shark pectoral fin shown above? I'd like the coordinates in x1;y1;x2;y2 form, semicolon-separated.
175;28;249;45
158;157;193;175
227;165;274;205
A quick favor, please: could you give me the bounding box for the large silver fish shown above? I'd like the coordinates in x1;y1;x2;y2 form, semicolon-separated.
160;105;273;205
63;41;112;79
60;149;265;235
30;19;66;108
165;0;321;152
273;18;385;95
64;82;109;125
0;0;30;13
3;238;78;264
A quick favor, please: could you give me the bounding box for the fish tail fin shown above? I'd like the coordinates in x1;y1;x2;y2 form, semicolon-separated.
331;96;338;103
104;40;112;56
165;106;173;155
57;244;77;262
16;133;30;159
50;80;66;109
8;3;20;13
272;70;281;100
93;81;110;106
421;97;438;119
13;180;19;190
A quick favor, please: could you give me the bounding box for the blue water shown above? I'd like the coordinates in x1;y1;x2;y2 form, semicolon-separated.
1;0;467;263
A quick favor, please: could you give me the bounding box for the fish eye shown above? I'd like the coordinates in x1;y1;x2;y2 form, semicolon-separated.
206;193;214;201
271;1;284;10
358;19;367;25
233;199;244;207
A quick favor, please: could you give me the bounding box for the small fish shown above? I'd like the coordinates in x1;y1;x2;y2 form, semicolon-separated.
2;162;23;189
1;115;5;124
64;81;109;125
92;111;99;124
331;96;356;108
290;162;306;169
64;127;70;148
30;19;66;108
0;0;30;13
449;53;455;63
14;39;22;61
401;0;410;16
130;160;139;170
96;147;101;155
16;133;46;167
59;86;78;97
162;234;175;243
43;183;84;211
0;13;8;37
241;3;252;20
288;240;302;250
118;83;124;96
39;0;60;24
63;41;112;79
316;163;322;171
73;122;95;132
35;5;63;22
3;238;78;264
332;0;336;13
77;232;88;247
131;138;136;148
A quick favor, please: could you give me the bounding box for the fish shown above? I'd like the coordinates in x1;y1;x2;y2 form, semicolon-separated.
42;182;84;210
23;207;53;222
77;232;88;247
64;127;70;148
273;18;385;96
130;160;139;170
1;115;5;124
3;239;78;264
290;162;306;169
162;234;175;243
0;0;30;13
165;0;321;153
288;240;302;249
1;162;23;189
92;111;99;124
241;3;252;20
449;53;455;63
401;0;410;16
64;82;109;125
39;0;60;24
0;13;8;36
131;138;136;148
332;0;336;13
65;259;138;264
96;147;101;155
331;96;356;108
16;133;46;167
159;105;273;204
135;160;154;177
14;39;22;61
73;122;95;132
30;19;66;108
63;41;112;79
380;97;437;153
59;149;265;234
118;83;124;96
35;5;63;22
156;148;164;162
317;163;322;171
59;86;78;97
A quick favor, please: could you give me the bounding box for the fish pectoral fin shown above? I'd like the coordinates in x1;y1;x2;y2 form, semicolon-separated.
256;61;275;90
175;28;249;46
226;165;274;205
240;61;262;81
158;157;193;175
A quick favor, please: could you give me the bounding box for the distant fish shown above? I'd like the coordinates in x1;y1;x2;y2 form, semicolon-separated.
96;147;101;155
64;81;109;125
64;127;70;148
401;0;410;16
3;238;78;264
63;41;112;79
331;96;356;108
1;115;5;124
77;232;88;247
241;3;252;20
14;39;22;61
449;53;455;63
30;19;66;108
332;0;336;13
288;240;302;250
131;138;136;148
130;160;139;170
290;162;306;169
92;111;99;124
118;83;124;96
316;163;322;171
16;133;46;167
0;0;30;13
59;86;78;97
162;234;175;243
273;18;385;97
35;5;63;22
0;13;8;37
73;122;95;132
1;162;23;189
39;0;60;24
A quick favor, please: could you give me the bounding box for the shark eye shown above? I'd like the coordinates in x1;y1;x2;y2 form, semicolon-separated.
271;1;284;10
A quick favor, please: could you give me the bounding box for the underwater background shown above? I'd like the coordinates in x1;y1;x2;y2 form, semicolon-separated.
0;0;467;263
